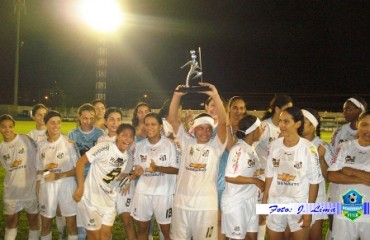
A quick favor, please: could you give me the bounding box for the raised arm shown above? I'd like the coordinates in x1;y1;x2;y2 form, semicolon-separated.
167;85;187;135
199;82;227;144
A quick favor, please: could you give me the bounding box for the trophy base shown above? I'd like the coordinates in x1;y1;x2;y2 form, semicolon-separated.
175;86;211;93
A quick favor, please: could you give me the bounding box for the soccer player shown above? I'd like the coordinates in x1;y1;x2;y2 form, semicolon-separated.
0;114;39;240
327;97;367;239
228;96;247;135
131;102;151;141
92;99;107;131
327;110;370;240
73;123;139;240
167;82;227;240
254;94;293;240
131;113;179;240
301;108;333;240
221;114;264;240
27;103;48;144
262;106;323;240
36;111;79;240
97;108;137;240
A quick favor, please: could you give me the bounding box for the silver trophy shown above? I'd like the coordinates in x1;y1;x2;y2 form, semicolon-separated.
176;48;210;93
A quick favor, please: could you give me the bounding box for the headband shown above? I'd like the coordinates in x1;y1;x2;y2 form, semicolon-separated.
189;116;215;135
346;98;366;113
237;118;261;136
44;111;62;124
302;109;318;128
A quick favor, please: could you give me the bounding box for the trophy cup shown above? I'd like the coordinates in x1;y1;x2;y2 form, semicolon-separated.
176;48;210;93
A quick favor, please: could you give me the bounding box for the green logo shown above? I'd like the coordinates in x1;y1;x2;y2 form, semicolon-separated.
341;189;364;221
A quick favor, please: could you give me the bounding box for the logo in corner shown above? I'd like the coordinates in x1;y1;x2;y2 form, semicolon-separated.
341;189;363;221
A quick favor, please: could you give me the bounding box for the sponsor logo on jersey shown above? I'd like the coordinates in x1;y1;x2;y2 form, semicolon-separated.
159;154;167;161
140;155;147;162
272;158;280;167
3;154;10;161
10;159;22;168
277;173;296;182
293;161;302;169
247;158;255;168
345;155;355;164
57;152;64;159
231;147;242;173
41;153;45;159
18;148;25;154
92;145;109;157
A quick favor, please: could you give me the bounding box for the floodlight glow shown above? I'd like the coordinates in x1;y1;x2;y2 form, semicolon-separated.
80;0;124;33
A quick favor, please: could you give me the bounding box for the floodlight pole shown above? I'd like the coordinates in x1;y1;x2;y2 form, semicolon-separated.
95;35;107;101
13;0;26;106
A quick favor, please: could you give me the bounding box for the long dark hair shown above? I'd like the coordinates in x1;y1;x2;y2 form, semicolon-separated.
262;94;293;120
131;102;151;127
284;106;304;136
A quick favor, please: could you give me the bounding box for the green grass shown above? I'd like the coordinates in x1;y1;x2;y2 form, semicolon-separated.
0;121;333;239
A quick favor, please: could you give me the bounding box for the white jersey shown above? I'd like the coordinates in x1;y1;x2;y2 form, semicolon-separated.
97;134;116;144
0;134;37;202
36;135;80;183
222;139;260;205
84;141;132;211
265;137;323;201
311;136;333;203
27;129;47;144
134;137;179;196
255;118;280;169
174;124;226;211
330;123;357;151
162;118;175;138
328;139;370;222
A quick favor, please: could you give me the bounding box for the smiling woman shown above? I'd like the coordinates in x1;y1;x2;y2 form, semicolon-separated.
78;0;124;33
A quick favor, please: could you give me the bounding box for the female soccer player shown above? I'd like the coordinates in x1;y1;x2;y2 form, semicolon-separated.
73;123;140;240
27;103;48;143
37;111;79;240
221;114;264;240
131;113;179;240
328;110;370;239
262;106;323;240
131;102;151;141
301;108;333;240
92;99;107;131
168;82;227;240
0;114;39;240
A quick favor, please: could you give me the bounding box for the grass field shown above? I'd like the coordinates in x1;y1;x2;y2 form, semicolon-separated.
0;121;333;239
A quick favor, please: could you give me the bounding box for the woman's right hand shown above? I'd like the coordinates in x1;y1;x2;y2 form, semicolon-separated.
73;187;84;202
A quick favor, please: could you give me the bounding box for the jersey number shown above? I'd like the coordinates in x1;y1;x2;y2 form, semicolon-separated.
166;208;172;218
205;226;214;238
102;167;121;184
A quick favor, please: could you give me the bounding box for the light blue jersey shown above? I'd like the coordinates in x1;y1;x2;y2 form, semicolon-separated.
67;127;104;177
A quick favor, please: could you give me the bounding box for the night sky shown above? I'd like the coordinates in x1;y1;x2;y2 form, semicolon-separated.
1;1;369;111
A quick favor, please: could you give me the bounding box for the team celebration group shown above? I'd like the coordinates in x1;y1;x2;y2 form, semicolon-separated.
0;82;369;240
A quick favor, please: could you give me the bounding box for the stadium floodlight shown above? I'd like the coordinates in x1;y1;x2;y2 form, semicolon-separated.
79;0;124;33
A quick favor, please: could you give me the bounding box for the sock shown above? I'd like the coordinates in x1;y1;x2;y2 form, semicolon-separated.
5;228;17;240
68;235;79;240
78;226;87;240
56;216;66;236
325;230;332;240
257;224;266;240
29;230;40;240
41;232;52;240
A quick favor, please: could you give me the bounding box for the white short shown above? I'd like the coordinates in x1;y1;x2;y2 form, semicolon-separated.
170;207;217;240
266;197;304;233
327;183;339;202
116;193;134;215
4;198;38;215
131;194;173;224
332;217;370;240
77;197;117;231
38;178;77;218
222;196;258;239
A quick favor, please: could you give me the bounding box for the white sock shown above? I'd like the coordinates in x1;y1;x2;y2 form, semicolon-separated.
68;235;79;240
29;229;40;240
325;229;332;240
41;232;52;240
56;216;66;235
5;228;17;240
257;224;266;240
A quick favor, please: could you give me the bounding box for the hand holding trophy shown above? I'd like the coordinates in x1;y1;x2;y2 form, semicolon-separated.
175;47;211;93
